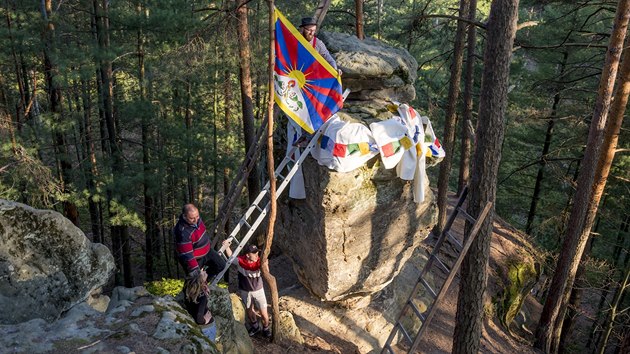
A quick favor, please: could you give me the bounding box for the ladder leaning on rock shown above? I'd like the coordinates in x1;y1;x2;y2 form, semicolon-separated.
381;186;492;354
209;88;351;287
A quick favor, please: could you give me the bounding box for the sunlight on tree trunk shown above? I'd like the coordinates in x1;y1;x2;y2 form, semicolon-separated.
452;0;519;352
534;1;630;352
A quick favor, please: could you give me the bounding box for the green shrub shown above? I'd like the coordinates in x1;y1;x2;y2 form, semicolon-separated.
145;278;184;297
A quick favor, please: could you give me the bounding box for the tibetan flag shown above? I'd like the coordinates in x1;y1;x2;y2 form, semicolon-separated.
274;8;343;134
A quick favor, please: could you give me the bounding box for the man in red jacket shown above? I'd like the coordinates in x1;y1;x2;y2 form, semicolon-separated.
174;204;225;278
223;241;271;338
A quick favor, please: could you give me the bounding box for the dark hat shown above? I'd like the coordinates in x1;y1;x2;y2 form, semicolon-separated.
299;17;317;27
244;244;259;254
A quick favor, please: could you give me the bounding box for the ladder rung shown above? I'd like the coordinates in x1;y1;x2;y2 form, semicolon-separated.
446;231;463;250
420;277;437;299
457;207;476;223
396;322;413;345
242;220;251;229
432;254;451;274
408;300;425;322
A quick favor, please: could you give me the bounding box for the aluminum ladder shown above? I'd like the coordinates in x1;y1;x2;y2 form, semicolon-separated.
210;89;350;286
381;186;493;353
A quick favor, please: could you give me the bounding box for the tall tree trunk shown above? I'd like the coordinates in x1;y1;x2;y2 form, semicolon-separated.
94;0;131;287
76;76;103;244
456;0;477;196
6;3;26;128
535;2;630;352
222;3;234;234
376;0;382;39
213;44;220;220
184;83;197;204
236;0;260;204
435;0;470;234
42;0;79;226
261;0;280;343
452;0;519;352
526;51;568;234
406;0;418;52
137;2;157;281
355;0;364;40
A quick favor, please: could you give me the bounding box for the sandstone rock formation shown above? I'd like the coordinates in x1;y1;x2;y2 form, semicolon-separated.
0;199;115;324
319;31;418;105
275;34;437;302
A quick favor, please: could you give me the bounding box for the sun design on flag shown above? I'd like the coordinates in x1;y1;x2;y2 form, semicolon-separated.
288;69;308;88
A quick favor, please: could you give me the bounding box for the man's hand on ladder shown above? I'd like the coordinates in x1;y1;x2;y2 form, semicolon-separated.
221;238;233;258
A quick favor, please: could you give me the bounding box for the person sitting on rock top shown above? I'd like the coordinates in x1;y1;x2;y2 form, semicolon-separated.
183;267;217;341
222;240;272;338
173;203;226;280
299;17;343;77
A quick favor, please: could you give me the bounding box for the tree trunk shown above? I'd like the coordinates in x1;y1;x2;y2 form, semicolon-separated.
355;0;364;40
6;3;26;129
526;51;568;234
236;0;260;205
184;83;197;204
42;0;79;226
535;2;630;352
137;2;157;281
406;0;418;52
456;0;477;196
313;0;332;28
435;0;470;234
452;0;519;352
75;76;103;244
94;0;131;287
213;43;220;220
261;1;280;343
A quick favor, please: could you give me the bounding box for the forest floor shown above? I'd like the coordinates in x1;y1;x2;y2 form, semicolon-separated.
248;192;545;353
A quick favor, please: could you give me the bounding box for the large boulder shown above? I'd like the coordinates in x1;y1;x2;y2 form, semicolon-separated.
276;158;437;301
0;285;229;354
0;199;115;324
319;31;418;104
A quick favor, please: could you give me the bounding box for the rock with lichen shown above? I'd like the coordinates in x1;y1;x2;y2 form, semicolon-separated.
0;199;115;324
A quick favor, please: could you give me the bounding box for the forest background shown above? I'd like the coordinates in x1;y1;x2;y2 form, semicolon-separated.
0;0;628;353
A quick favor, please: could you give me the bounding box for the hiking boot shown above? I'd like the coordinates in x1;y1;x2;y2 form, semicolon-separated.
262;326;272;338
248;324;261;337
